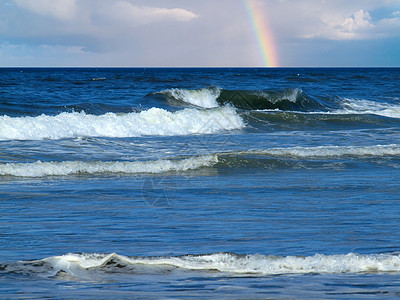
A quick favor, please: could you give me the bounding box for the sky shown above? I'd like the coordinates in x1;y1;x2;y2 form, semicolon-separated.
0;0;399;67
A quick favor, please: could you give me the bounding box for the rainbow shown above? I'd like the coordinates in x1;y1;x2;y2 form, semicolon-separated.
244;0;279;67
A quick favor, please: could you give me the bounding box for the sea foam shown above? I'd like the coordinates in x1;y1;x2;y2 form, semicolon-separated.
336;98;400;118
159;87;221;108
0;106;244;140
239;144;400;158
0;155;218;177
7;252;400;278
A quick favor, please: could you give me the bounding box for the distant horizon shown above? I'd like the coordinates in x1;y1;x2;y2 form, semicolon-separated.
1;66;399;69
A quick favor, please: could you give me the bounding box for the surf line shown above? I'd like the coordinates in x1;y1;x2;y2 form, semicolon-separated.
244;0;279;67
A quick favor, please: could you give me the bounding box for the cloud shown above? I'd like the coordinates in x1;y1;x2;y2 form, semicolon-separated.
341;10;373;35
3;0;200;53
266;0;400;41
11;0;198;27
1;0;399;67
103;1;199;25
311;9;375;40
13;0;77;20
310;8;400;40
376;11;400;36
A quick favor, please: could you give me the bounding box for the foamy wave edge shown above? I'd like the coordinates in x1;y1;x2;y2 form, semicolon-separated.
336;98;400;119
6;252;400;277
158;87;221;108
236;144;400;158
0;106;244;140
0;155;218;177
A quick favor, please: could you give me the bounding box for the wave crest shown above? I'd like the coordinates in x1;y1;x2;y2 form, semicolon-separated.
156;87;400;121
238;144;400;158
336;98;400;119
0;155;218;177
0;106;244;140
156;87;329;111
158;87;220;108
3;252;400;278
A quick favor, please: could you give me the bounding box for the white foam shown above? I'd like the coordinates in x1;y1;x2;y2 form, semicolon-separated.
0;106;244;140
32;252;400;276
277;88;302;103
160;87;220;108
240;144;400;158
336;98;400;118
0;155;218;177
257;88;302;103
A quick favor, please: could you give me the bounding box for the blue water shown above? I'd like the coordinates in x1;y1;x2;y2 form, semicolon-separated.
1;67;400;298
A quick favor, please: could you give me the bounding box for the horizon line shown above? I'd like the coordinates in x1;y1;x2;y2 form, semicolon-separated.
1;65;399;68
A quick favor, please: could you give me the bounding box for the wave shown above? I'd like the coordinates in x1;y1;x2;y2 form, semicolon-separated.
156;87;330;111
214;145;400;170
335;98;400;119
252;98;400;120
236;144;400;158
2;252;400;279
158;87;220;108
2;145;397;177
244;110;397;129
155;87;400;121
0;106;244;140
0;155;218;177
217;88;330;111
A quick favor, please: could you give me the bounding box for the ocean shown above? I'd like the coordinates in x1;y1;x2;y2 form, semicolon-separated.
1;67;400;298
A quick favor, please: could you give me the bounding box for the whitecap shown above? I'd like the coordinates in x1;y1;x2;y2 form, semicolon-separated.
0;106;244;140
11;252;400;278
0;155;218;177
158;87;221;108
239;144;400;158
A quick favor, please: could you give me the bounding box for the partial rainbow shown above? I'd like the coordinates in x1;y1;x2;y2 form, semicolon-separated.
245;0;279;67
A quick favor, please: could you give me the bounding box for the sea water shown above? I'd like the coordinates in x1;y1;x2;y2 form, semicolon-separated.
1;67;400;298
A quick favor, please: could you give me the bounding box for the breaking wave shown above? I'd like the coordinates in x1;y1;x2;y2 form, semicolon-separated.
217;88;329;111
158;87;221;108
1;145;398;177
0;106;244;141
237;144;400;158
0;155;218;177
155;87;400;121
157;87;330;111
215;144;400;170
335;98;400;119
2;252;400;279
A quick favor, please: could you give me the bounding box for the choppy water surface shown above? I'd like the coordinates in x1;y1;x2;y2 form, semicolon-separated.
1;67;400;298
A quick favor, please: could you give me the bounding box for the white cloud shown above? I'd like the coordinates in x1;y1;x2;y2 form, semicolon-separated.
342;10;373;32
265;0;400;41
13;0;77;20
102;1;199;26
317;9;375;40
